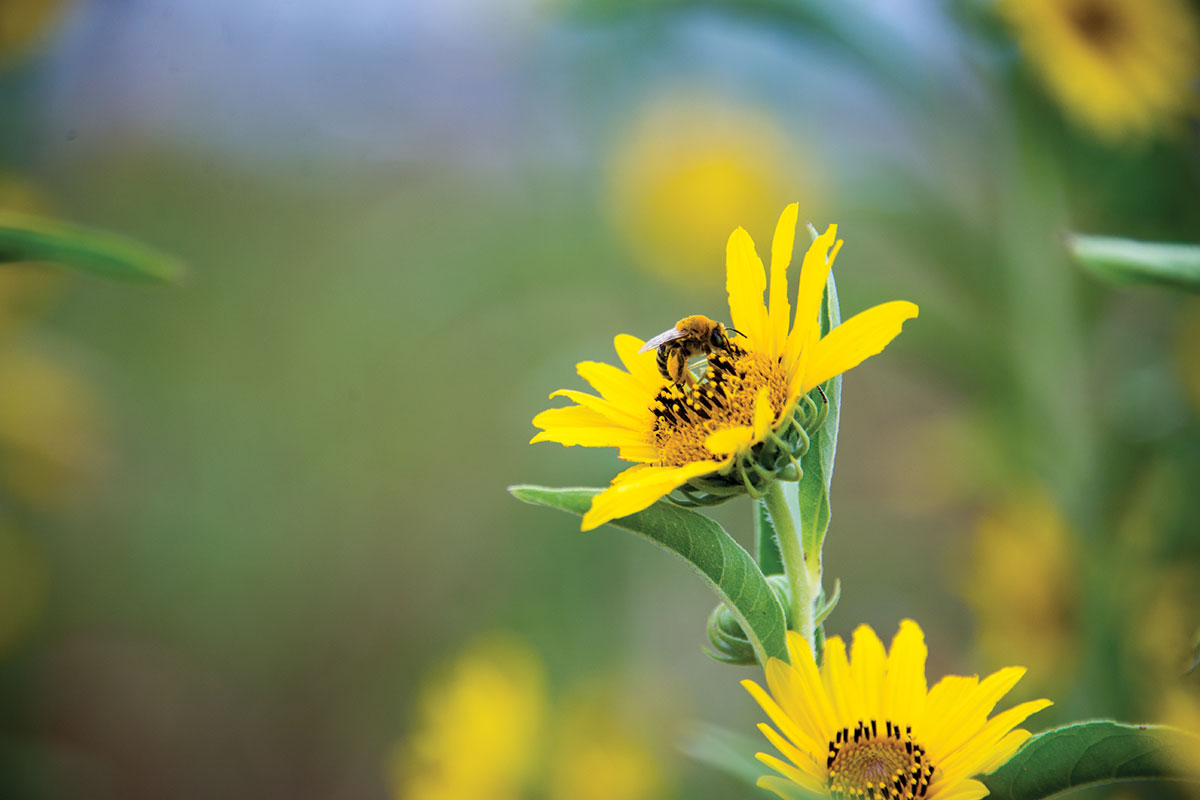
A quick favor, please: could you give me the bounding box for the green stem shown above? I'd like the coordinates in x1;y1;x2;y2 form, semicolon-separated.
762;481;815;659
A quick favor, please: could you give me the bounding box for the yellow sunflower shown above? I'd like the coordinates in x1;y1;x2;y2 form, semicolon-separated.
744;620;1052;800
531;204;917;531
606;90;816;285
1000;0;1200;142
390;635;546;800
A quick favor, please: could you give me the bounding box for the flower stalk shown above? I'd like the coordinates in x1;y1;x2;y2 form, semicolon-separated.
762;480;816;659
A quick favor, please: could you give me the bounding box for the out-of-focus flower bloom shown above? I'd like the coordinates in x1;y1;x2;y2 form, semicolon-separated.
743;620;1051;800
0;523;47;657
607;92;818;284
0;0;68;62
999;0;1200;142
964;491;1079;692
1130;565;1199;686
548;695;668;800
533;205;917;530
390;635;546;800
1155;686;1200;778
0;344;106;509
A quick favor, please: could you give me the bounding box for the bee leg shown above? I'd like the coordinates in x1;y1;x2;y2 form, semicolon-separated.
667;350;688;385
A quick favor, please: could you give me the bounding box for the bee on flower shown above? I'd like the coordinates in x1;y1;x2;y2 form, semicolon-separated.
531;204;918;531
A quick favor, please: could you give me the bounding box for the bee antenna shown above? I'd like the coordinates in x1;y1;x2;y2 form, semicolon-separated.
725;327;744;338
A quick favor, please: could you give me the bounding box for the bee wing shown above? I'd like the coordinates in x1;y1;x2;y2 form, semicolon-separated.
638;327;688;353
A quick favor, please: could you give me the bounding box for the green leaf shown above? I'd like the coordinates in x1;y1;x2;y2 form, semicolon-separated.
754;499;784;576
981;721;1200;800
679;723;764;789
508;485;788;664
0;211;183;284
812;578;840;627
680;723;825;799
797;268;842;557
1068;232;1200;292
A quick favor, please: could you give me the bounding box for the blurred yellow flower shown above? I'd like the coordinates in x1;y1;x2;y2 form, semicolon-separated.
533;205;917;530
1129;565;1200;686
0;523;47;657
999;0;1200;142
1155;686;1200;779
964;491;1080;693
0;0;68;62
743;620;1051;800
0;343;106;509
391;635;547;800
548;695;668;800
391;636;676;800
607;92;819;284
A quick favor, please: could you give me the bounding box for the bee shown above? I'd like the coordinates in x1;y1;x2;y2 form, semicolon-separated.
638;315;741;386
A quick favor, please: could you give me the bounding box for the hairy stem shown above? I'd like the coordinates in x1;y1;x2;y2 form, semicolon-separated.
762;481;814;659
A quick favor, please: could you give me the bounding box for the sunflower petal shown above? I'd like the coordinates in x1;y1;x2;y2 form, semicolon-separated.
785;224;840;364
726;226;770;350
580;459;723;531
758;723;824;779
821;635;862;725
743;678;825;758
849;624;887;720
614;333;665;391
550;388;648;429
756;757;828;798
937;699;1052;780
800;300;919;395
705;425;754;456
882;619;928;729
925;667;1027;763
576;360;654;409
930;778;988;800
531;405;648;448
769;203;799;356
752;385;775;439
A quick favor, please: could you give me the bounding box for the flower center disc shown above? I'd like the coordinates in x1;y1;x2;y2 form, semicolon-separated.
648;346;788;467
1068;0;1121;49
826;720;935;800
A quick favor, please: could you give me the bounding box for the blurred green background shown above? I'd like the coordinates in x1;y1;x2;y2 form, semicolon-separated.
2;0;1200;798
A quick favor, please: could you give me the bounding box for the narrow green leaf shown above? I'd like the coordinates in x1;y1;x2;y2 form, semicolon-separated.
797;268;842;557
679;724;764;789
0;211;183;284
813;578;841;627
509;485;788;664
754;499;784;576
1189;628;1200;675
680;724;824;799
1068;232;1200;292
981;721;1200;800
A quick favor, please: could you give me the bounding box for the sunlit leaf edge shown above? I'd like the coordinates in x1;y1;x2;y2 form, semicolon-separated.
981;720;1200;800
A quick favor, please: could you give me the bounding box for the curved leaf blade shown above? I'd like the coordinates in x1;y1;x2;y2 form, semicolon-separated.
1068;233;1200;292
0;211;183;284
797;262;841;558
982;721;1200;800
509;485;788;664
